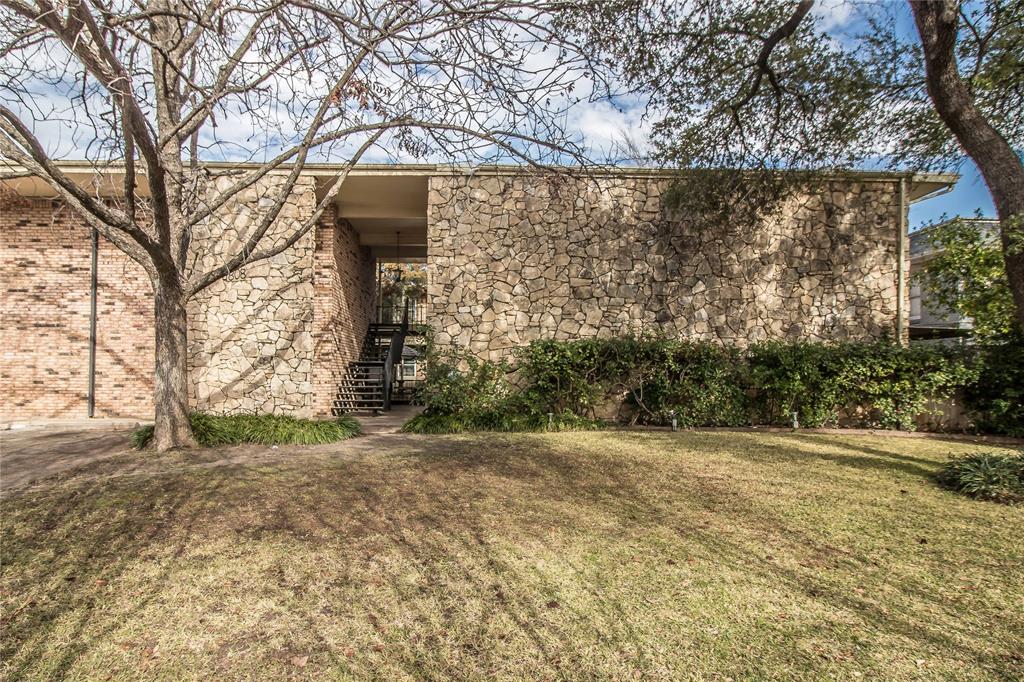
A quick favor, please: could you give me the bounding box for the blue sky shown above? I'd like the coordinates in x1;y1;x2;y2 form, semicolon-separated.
909;160;996;230
6;0;1008;231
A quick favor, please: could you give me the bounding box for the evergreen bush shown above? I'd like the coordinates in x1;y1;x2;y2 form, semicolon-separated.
407;335;1024;434
936;452;1024;503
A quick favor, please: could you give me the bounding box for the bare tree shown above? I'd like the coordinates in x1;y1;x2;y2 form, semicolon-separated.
0;0;599;450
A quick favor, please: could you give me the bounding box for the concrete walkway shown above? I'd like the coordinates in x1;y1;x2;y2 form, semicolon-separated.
356;404;424;435
0;428;135;491
1;417;147;431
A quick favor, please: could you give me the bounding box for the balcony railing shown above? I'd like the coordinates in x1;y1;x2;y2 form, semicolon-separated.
377;300;429;326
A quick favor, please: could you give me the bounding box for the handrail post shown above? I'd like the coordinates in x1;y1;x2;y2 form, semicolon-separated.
381;300;411;411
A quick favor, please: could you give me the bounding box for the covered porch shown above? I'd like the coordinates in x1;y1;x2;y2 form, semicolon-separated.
318;167;432;412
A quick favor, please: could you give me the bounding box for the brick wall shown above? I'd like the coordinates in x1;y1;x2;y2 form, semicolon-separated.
311;208;377;416
0;198;154;418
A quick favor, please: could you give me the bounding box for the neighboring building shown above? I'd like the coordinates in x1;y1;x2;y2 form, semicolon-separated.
908;218;999;340
0;164;955;419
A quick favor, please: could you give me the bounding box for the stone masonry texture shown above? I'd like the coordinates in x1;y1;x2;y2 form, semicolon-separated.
187;175;319;416
3;169;909;418
427;173;907;362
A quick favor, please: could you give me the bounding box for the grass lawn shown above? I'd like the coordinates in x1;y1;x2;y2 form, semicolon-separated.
2;431;1022;680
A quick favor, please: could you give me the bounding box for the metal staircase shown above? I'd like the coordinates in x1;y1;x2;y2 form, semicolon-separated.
332;304;410;415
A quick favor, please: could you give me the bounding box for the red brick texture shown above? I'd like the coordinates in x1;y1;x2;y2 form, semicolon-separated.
2;198;376;420
311;208;377;416
0;198;154;418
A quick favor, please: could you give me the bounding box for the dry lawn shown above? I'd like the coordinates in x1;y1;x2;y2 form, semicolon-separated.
1;431;1022;680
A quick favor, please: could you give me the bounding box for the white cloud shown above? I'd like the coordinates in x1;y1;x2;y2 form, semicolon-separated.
570;98;653;164
811;0;855;31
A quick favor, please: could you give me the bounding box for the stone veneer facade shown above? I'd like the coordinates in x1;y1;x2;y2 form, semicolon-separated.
427;174;907;361
1;176;376;419
187;175;320;415
2;168;910;419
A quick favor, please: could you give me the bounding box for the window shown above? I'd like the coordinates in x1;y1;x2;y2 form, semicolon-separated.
909;282;921;320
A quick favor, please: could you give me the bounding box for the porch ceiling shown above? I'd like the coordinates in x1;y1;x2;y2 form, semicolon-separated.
331;175;428;259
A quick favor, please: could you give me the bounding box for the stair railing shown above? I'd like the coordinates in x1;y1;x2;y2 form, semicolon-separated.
381;299;410;410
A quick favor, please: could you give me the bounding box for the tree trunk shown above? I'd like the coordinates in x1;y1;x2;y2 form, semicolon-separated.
153;279;196;451
911;0;1024;334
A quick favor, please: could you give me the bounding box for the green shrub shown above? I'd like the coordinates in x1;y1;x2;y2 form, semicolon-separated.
516;336;749;426
415;349;515;417
404;341;603;434
744;340;980;430
410;334;1014;435
634;340;749;427
132;413;361;449
936;452;1024;503
964;336;1024;437
839;342;977;431
240;414;362;444
747;341;846;427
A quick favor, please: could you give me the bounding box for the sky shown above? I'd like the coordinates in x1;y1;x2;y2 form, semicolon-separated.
2;0;1006;231
909;160;996;230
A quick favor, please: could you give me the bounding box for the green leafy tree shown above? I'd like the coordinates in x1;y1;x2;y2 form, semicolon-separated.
918;219;1023;435
920;218;1015;339
567;0;1024;332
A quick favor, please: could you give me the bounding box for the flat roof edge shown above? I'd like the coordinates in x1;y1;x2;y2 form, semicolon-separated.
2;160;958;199
2;158;957;178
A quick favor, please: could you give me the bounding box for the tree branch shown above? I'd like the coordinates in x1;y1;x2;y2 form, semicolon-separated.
728;0;814;115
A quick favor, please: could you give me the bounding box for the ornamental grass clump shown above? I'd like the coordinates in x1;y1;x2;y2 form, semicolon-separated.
935;451;1024;503
243;414;362;445
132;413;361;449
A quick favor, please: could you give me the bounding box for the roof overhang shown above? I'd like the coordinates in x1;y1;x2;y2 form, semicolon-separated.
1;160;959;198
1;163;959;260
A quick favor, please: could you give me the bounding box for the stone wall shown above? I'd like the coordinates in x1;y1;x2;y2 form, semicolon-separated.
0;197;154;418
311;207;377;416
427;173;906;361
187;176;318;416
1;175;377;420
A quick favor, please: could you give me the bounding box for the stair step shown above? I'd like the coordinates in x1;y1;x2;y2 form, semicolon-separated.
333;319;417;414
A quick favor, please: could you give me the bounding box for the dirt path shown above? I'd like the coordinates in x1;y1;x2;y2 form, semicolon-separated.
0;408;427;494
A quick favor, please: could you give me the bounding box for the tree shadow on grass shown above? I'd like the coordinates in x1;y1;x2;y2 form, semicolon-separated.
2;432;1021;679
298;433;1020;676
1;468;234;679
713;432;943;480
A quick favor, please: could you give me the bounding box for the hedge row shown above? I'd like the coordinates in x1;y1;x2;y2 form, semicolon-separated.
407;337;1024;436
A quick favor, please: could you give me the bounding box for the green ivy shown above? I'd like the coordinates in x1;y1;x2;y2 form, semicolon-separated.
410;335;1022;435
